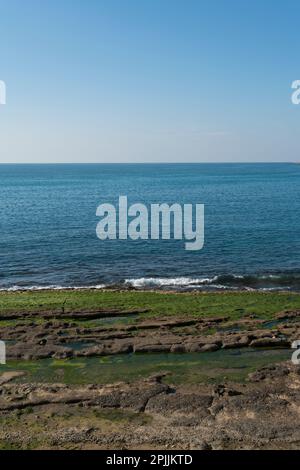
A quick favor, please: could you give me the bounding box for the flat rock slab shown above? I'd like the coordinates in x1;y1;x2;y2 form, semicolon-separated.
0;362;300;449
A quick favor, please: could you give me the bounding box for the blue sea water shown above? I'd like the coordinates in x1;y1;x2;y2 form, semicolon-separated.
0;163;300;291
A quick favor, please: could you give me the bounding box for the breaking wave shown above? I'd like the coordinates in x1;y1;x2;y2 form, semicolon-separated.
0;284;106;292
124;273;300;291
1;273;300;292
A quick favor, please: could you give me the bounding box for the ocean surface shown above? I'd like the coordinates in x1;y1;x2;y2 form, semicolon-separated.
1;163;300;291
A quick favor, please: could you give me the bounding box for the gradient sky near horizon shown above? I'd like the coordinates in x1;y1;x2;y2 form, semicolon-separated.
0;0;300;163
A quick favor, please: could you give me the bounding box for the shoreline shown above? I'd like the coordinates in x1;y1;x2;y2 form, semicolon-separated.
1;289;300;449
1;288;300;318
2;272;300;294
1;285;300;295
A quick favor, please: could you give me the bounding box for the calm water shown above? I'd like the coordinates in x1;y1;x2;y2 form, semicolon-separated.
0;349;292;385
1;163;300;291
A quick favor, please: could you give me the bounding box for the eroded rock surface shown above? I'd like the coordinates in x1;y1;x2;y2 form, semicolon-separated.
0;362;300;449
2;313;300;360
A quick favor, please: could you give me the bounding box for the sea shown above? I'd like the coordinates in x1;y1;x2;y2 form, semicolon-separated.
1;163;300;292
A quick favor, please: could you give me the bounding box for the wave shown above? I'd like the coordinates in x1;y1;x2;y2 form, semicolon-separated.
0;284;106;292
1;273;300;292
124;273;300;291
124;277;217;288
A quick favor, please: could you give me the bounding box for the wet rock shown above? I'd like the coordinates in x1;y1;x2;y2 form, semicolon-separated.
200;343;220;352
250;338;290;348
0;372;26;385
222;335;250;349
133;344;171;353
248;364;290;382
276;310;300;320
7;342;73;360
3;311;300;361
75;345;105;357
185;342;205;353
170;344;186;353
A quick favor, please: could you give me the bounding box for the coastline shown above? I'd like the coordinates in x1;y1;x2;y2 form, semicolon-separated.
2;271;300;293
0;289;300;449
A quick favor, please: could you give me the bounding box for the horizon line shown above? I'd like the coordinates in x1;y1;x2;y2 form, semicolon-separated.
0;161;296;165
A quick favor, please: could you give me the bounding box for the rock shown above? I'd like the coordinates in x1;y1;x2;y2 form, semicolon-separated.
213;384;242;397
193;440;212;450
200;343;220;352
222;335;250;349
185;342;205;353
0;371;26;385
146;392;213;416
250;338;290;348
222;341;242;349
276;310;300;320
133;344;171;353
1;363;300;450
76;345;105;357
248;364;290;382
170;344;186;353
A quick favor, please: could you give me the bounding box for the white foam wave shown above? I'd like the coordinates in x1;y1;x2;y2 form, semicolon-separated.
0;284;106;292
1;273;296;292
125;277;218;288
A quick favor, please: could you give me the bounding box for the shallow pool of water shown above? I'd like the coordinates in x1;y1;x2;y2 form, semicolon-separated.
0;348;291;385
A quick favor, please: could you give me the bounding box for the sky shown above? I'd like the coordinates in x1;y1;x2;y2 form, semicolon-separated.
0;0;300;163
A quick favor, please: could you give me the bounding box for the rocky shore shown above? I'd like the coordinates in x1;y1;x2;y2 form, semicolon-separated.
2;309;300;360
0;362;300;450
1;292;300;450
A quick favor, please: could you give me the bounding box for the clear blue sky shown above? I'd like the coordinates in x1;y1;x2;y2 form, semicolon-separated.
0;0;299;163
